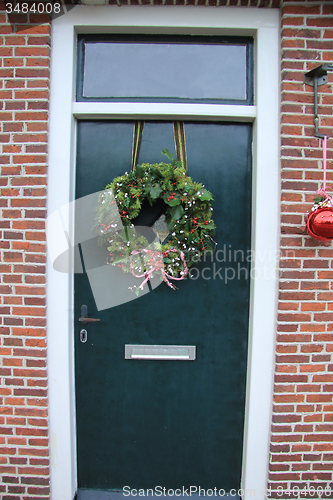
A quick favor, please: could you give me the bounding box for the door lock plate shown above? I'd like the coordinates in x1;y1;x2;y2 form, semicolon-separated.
80;329;88;343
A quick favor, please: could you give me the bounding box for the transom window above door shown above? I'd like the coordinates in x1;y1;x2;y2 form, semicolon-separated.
76;35;253;104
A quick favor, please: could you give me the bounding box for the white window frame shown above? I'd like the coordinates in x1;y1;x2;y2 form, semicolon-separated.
47;7;280;500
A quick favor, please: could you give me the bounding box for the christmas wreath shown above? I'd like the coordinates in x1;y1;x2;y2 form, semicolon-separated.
96;150;216;292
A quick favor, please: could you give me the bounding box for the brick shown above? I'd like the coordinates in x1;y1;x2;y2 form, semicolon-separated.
3;58;24;67
27;122;47;132
276;375;308;383
13;155;46;165
276;365;297;373
13;221;45;231
3;252;23;262
11;176;46;186
296;384;322;392
17;466;49;475
4;35;25;45
15;408;47;418
304;414;322;422
299;364;326;373
302;280;330;290
0;448;17;455
14;388;46;397
300;344;324;353
314;334;333;341
279;292;314;301
307;18;333;28
13;348;46;358
306;394;333;403
268;472;300;480
27;419;48;428
4;376;24;383
312;354;331;362
7;486;26;494
1;166;21;175
27;486;50;495
25;276;45;284
4;318;24;326
273;414;301;423
283;5;320;15
313;312;333;322
277;355;310;364
18;446;48;456
1;2;333;491
274;394;305;404
3;122;23;132
15;47;49;57
12;240;45;251
278;314;312;323
26;359;46;368
13;369;46;378
313;374;333;383
20;475;49;485
14;112;48;122
27;36;49;45
2;475;19;483
16;428;47;437
13;133;47;143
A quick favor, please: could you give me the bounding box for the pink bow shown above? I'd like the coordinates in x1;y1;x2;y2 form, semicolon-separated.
130;248;188;290
317;135;332;203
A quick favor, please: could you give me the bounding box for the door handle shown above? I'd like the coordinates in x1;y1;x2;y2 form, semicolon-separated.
79;305;100;325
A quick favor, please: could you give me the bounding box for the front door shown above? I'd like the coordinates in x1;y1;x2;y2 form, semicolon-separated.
74;120;252;496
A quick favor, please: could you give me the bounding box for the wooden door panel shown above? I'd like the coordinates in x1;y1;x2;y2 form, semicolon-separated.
75;121;252;492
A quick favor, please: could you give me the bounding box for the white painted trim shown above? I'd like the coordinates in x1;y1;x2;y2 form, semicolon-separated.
241;22;280;500
47;14;78;500
48;7;280;500
72;102;257;121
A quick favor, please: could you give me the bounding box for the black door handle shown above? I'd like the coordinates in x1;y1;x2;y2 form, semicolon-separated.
79;305;100;325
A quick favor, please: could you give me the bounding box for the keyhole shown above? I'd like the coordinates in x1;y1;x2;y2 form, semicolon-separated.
80;329;88;343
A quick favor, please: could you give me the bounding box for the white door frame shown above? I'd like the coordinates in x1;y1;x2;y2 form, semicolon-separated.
47;7;280;500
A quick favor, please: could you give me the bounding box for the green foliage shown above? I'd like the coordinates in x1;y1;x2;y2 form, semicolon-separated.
170;205;184;221
161;149;175;162
150;184;162;200
95;154;216;287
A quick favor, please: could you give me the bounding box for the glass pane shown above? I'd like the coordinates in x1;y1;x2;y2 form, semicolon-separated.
81;38;250;102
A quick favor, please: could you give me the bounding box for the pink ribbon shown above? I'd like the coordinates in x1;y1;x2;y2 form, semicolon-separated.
130;248;188;290
317;135;333;203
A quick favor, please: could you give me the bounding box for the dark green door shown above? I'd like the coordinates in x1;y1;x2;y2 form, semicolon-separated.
75;121;252;496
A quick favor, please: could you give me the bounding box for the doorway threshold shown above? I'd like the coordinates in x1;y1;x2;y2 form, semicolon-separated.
77;489;241;500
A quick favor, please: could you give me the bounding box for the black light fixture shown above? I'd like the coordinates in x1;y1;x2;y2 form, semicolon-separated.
304;63;333;139
304;63;333;243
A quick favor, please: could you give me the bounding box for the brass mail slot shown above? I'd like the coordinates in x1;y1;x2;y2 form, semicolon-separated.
124;344;196;361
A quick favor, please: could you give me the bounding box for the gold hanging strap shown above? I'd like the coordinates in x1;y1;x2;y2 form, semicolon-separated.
173;121;187;172
131;121;145;171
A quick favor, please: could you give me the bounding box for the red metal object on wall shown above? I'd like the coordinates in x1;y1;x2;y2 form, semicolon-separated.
306;207;333;241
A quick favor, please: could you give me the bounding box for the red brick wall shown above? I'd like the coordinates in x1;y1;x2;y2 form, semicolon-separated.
0;9;51;500
0;1;333;499
269;2;333;497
